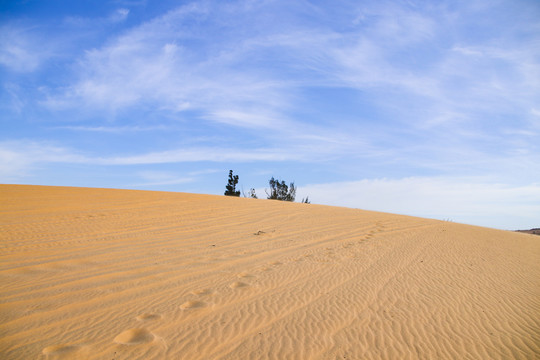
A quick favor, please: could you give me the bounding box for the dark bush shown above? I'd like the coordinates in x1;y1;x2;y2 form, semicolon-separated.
224;170;240;197
266;177;296;201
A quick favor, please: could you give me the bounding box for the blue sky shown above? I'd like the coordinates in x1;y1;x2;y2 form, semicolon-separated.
1;0;539;230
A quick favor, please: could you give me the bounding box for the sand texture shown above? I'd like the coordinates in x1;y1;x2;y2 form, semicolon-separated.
1;185;539;359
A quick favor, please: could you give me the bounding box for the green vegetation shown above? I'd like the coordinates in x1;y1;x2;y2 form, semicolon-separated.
225;171;308;203
224;170;240;197
266;177;296;202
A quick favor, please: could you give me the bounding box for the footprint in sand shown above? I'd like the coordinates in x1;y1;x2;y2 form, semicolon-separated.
190;288;214;296
42;344;81;356
229;281;250;289
237;272;255;279
136;313;162;321
180;300;207;309
114;328;154;345
270;261;283;266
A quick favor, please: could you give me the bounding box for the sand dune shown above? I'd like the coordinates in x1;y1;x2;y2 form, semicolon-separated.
1;184;539;359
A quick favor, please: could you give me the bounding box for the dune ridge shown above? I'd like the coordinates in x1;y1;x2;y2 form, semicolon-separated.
1;184;539;359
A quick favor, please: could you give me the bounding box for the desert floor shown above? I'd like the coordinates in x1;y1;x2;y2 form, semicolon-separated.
1;185;539;359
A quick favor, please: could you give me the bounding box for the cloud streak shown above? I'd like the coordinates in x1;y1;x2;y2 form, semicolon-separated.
298;177;540;230
40;1;539;137
0;24;54;72
0;140;313;174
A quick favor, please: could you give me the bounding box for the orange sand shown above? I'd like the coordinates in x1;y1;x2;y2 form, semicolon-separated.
1;185;539;359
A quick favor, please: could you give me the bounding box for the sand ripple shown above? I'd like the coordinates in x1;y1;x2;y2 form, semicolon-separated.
1;185;538;359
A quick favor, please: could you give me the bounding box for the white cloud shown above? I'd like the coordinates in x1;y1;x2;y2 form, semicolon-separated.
0;25;52;72
0;139;311;171
132;168;220;187
2;83;25;113
64;8;130;26
298;177;540;230
99;147;306;165
44;5;294;131
109;8;130;23
0;140;86;181
53;125;171;132
132;170;195;186
0;6;131;74
355;2;436;45
39;0;538;147
204;109;289;129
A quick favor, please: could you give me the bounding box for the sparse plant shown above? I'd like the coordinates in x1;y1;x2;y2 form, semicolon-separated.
247;188;258;199
301;196;310;204
224;170;240;197
266;177;296;201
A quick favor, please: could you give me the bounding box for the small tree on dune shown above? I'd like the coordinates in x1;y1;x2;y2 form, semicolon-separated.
246;188;258;199
266;177;296;201
224;170;240;197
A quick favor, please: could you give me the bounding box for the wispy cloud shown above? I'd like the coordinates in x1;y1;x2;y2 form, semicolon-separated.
132;170;195;186
0;24;53;72
132;168;219;187
109;8;130;23
0;140;312;172
0;140;86;180
40;2;305;131
54;125;172;132
41;1;538;134
1;7;131;74
99;147;308;165
2;83;26;113
8;0;540;172
298;177;540;230
64;8;130;26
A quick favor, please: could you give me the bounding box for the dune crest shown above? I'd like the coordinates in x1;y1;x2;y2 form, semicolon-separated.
1;185;539;359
